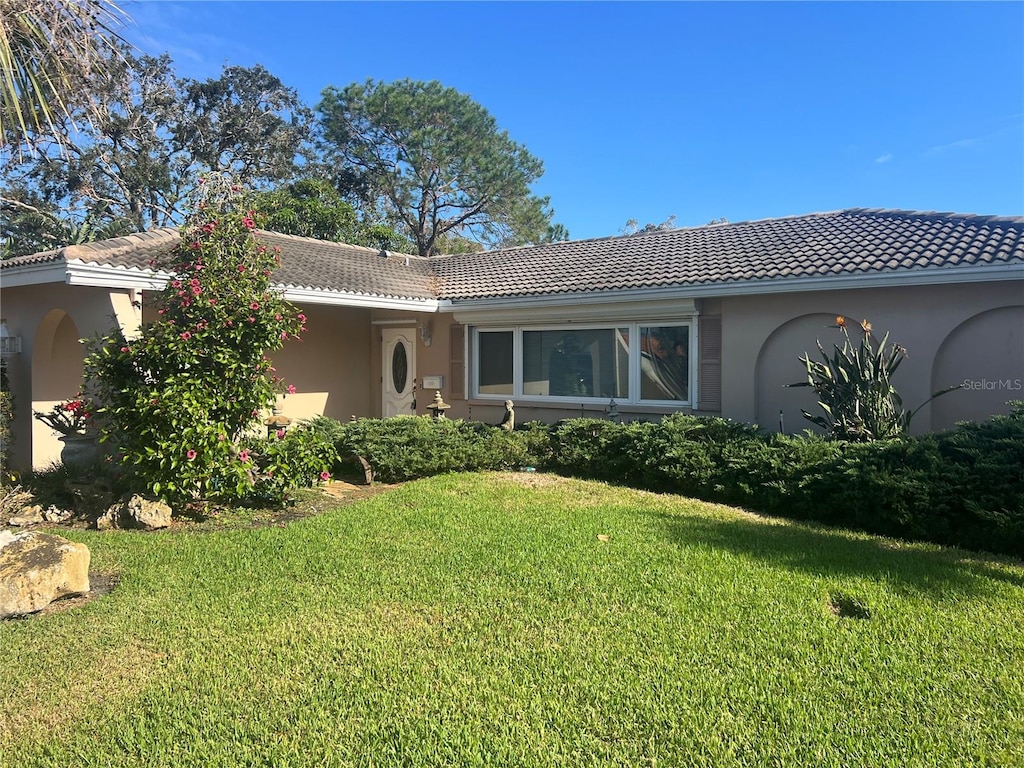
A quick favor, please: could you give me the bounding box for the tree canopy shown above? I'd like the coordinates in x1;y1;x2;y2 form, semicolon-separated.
248;178;406;250
2;42;569;259
318;79;565;256
2;43;314;255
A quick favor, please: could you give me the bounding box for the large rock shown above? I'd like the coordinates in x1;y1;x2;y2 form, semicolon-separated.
0;530;91;618
98;495;172;531
8;505;44;527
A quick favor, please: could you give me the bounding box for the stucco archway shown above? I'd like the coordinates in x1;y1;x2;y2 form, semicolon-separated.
754;312;850;433
931;306;1024;431
31;309;85;468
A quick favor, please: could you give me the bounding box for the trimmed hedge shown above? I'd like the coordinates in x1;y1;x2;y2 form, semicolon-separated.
544;410;1024;557
323;408;1024;557
323;417;545;483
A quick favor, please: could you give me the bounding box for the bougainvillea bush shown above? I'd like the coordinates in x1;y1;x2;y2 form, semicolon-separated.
85;179;330;503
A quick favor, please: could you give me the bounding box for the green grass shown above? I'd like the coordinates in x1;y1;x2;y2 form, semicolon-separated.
2;472;1022;767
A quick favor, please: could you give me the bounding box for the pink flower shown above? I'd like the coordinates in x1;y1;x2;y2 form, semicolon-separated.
218;433;226;441
250;302;259;310
242;216;256;230
275;314;282;321
192;286;202;295
238;449;250;462
186;449;197;460
281;331;288;341
180;331;192;340
248;316;256;324
158;309;166;315
171;280;181;288
237;264;246;273
276;429;286;439
297;314;306;323
319;471;330;482
286;384;297;394
120;346;130;353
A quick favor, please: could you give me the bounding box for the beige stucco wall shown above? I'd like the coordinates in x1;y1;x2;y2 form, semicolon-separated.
268;303;374;424
4;276;1020;472
1;282;143;470
721;280;1024;433
0;285;376;470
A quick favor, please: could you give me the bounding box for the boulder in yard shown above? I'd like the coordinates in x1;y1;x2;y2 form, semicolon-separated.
98;495;172;531
0;530;91;618
8;505;44;527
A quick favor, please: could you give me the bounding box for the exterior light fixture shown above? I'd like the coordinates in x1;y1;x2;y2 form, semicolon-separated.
0;319;22;357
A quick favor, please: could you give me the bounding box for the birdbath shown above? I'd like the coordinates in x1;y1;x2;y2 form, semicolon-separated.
427;391;451;420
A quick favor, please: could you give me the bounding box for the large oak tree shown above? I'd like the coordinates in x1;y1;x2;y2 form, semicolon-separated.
2;43;313;256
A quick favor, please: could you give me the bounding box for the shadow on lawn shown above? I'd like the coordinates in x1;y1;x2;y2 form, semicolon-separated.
648;508;1024;601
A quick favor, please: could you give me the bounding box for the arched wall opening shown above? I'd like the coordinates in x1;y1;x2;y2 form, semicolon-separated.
931;305;1024;430
31;309;84;468
754;312;851;433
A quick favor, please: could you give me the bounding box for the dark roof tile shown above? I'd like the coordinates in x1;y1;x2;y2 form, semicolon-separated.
4;209;1021;301
432;209;1024;299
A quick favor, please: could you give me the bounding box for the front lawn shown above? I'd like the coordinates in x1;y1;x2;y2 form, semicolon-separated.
2;473;1022;766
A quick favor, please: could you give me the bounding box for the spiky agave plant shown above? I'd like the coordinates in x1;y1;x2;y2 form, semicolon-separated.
789;316;960;441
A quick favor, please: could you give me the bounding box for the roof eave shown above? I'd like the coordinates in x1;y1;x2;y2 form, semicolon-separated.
445;262;1024;311
280;286;439;312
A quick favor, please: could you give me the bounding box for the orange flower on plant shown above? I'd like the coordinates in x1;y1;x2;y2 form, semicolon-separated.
835;316;846;327
860;319;872;334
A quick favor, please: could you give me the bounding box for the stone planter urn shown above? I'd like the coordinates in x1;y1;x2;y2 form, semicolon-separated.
59;433;100;472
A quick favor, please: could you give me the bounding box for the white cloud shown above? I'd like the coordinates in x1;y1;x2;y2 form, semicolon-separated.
925;138;977;156
875;153;893;164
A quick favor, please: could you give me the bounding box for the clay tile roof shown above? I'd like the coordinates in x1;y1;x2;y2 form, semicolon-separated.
2;228;436;302
430;208;1024;300
3;209;1022;301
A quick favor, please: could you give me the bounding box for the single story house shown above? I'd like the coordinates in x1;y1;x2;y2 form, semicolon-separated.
1;207;1022;471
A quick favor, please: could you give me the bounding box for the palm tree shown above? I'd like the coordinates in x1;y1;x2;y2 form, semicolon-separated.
0;0;129;149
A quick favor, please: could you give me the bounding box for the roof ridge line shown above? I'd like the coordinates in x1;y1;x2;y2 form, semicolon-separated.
256;229;424;259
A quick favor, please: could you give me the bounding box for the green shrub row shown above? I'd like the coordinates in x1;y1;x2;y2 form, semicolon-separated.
544;410;1024;557
325;408;1023;558
311;416;547;483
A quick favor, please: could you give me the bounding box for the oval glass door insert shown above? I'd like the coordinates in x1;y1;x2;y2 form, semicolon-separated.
392;341;409;393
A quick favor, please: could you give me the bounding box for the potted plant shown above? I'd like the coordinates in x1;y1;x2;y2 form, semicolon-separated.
33;398;99;470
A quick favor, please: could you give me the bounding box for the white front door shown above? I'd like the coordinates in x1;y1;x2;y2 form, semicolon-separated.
382;328;416;417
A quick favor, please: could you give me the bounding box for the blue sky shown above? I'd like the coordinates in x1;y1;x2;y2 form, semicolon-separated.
124;1;1024;241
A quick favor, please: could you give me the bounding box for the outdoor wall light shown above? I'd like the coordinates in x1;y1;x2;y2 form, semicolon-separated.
0;319;22;357
419;321;432;347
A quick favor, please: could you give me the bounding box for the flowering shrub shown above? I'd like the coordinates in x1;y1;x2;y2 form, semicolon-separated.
84;178;308;503
240;426;337;504
33;398;94;436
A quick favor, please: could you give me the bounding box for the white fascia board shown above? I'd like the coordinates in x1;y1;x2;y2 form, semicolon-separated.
449;263;1024;320
66;262;171;289
281;286;439;312
0;261;69;287
452;297;697;325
